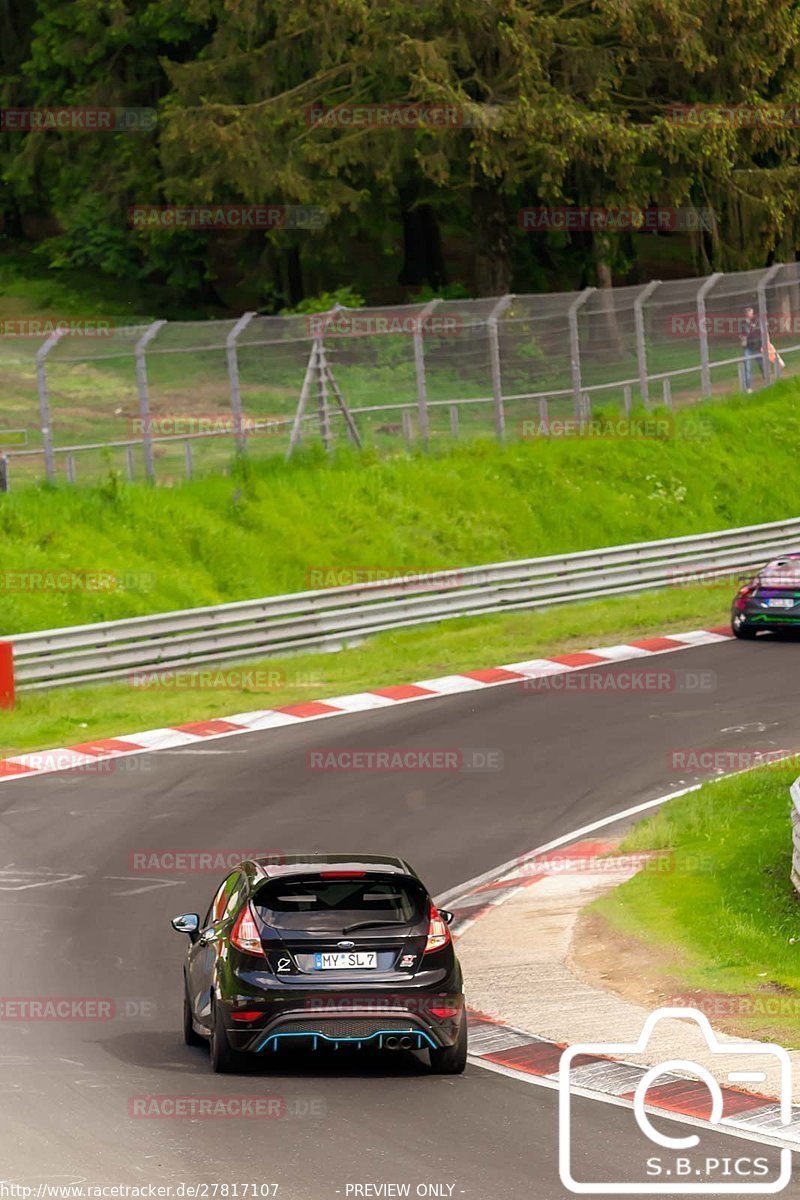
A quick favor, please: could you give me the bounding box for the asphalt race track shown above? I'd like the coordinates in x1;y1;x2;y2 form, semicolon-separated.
2;638;799;1197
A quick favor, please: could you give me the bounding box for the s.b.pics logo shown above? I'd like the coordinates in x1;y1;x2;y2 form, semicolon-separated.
558;1008;792;1194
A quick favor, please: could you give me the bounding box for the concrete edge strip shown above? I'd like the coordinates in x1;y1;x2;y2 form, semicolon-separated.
0;626;732;782
464;1009;799;1147
451;840;800;1148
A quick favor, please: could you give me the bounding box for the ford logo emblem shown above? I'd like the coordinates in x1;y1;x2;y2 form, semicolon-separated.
337;939;356;948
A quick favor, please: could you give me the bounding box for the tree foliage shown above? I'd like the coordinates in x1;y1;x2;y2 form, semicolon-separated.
3;0;800;308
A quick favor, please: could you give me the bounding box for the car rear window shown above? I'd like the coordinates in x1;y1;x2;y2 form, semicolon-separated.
252;876;426;931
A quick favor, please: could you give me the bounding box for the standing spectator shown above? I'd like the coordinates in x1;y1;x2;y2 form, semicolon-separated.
740;305;765;392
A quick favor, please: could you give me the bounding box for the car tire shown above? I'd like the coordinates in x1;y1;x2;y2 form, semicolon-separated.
183;985;205;1047
732;614;757;640
429;1020;467;1075
209;998;244;1074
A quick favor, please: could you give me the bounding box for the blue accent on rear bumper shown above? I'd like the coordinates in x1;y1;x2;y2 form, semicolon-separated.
253;1027;436;1052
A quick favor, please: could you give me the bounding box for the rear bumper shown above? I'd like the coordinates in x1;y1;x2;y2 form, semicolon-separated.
221;1001;464;1053
733;603;800;631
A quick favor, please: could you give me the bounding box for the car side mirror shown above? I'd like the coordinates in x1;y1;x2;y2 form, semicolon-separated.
171;913;200;941
438;908;454;926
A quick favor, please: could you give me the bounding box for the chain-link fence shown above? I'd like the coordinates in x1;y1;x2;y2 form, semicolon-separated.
2;261;799;486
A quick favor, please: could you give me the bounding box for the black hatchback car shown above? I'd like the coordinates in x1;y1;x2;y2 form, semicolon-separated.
172;853;467;1074
732;554;800;638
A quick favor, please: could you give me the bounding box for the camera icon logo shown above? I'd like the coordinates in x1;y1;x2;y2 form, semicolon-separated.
558;1007;792;1194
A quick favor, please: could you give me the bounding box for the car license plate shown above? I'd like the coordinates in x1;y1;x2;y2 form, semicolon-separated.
767;597;795;608
314;951;377;970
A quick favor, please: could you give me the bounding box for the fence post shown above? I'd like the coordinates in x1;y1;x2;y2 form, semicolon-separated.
0;642;14;710
316;340;332;453
634;279;659;407
696;273;722;398
226;311;256;454
757;264;781;384
0;453;8;493
35;327;65;484
487;294;512;442
135;320;166;482
413;299;442;449
568;288;595;419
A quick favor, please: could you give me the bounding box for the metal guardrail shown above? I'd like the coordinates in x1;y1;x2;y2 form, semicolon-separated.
8;515;800;691
791;777;800;895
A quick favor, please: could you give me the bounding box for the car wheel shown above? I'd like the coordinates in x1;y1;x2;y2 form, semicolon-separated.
732;613;757;640
429;1020;467;1075
183;985;205;1047
209;998;243;1074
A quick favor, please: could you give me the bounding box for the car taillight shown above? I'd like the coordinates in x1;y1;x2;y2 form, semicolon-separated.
429;1002;461;1018
319;871;366;878
230;902;265;957
231;1010;263;1022
424;903;451;954
734;585;753;611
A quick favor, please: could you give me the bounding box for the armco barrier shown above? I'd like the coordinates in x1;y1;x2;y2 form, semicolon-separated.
5;515;800;691
792;777;800;895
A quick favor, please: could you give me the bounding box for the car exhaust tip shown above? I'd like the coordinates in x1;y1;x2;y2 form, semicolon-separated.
399;1036;413;1049
385;1036;399;1049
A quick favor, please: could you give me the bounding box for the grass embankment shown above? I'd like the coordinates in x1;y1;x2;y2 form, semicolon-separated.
3;381;800;633
592;764;800;1045
1;380;798;752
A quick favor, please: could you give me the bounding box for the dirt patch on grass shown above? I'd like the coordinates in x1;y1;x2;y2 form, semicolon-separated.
571;907;800;1047
569;908;683;1009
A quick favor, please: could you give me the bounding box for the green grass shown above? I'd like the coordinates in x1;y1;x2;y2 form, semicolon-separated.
593;764;800;1044
0;579;730;756
1;380;800;635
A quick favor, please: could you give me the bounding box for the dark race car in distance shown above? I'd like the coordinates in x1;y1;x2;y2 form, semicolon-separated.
172;852;467;1074
732;554;800;639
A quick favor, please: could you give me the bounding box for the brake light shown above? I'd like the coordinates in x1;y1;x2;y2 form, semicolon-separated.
734;585;753;611
231;1010;263;1022
230;902;265;956
319;871;366;878
424;903;451;953
429;1002;461;1018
